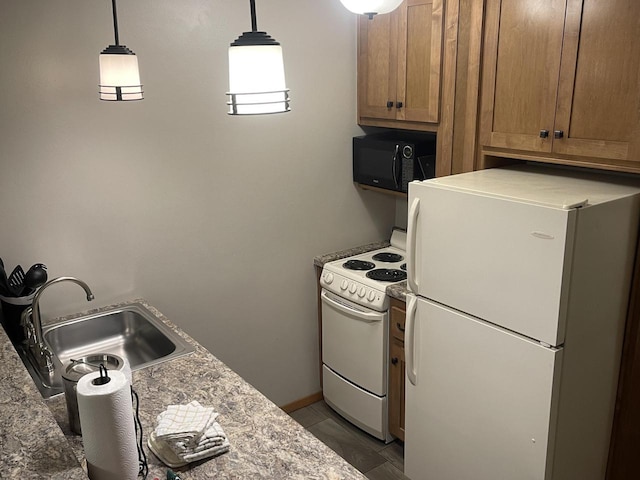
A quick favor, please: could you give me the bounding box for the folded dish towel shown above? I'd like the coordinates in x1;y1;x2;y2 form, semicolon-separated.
154;401;230;463
155;401;216;442
181;440;230;462
171;421;227;453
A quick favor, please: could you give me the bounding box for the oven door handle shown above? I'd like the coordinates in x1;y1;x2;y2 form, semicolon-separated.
321;290;383;323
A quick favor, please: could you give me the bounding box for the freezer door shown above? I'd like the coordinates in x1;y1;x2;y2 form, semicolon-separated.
407;182;577;346
404;297;563;480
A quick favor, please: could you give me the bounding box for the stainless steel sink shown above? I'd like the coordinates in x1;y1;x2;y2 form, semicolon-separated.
18;303;194;398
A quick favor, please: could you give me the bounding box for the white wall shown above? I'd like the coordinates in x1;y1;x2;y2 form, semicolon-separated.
0;0;396;405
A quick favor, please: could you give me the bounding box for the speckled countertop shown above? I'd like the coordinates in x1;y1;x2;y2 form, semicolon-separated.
1;324;87;479
1;299;366;480
386;282;408;302
313;242;409;303
312;241;390;268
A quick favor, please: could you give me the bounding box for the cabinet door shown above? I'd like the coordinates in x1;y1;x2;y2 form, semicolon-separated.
552;0;640;163
388;337;405;441
390;300;406;342
480;0;566;153
358;11;399;120
389;299;406;440
358;0;443;126
396;0;443;123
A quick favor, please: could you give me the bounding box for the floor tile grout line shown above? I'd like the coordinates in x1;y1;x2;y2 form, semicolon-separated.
289;401;406;478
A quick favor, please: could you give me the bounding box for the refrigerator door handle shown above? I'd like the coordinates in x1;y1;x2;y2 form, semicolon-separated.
405;294;418;386
407;197;420;293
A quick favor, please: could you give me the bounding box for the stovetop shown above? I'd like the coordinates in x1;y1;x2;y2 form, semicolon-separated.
328;246;407;285
320;230;407;311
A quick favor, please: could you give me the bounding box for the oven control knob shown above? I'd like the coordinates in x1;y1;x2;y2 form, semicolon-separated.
349;283;357;294
324;273;334;284
367;290;376;302
340;280;348;290
358;287;366;298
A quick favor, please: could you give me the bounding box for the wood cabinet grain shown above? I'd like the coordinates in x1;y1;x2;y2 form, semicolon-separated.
389;298;406;441
358;0;443;131
479;0;640;173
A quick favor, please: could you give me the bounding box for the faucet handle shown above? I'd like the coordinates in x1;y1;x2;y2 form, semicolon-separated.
39;344;54;373
20;306;33;327
20;307;36;346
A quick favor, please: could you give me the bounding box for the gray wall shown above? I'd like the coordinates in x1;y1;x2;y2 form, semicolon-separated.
0;0;395;405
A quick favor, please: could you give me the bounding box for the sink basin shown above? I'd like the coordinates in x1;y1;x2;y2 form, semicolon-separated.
19;303;194;398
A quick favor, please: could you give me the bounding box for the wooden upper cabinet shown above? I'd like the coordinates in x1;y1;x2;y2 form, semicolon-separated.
480;0;566;153
358;0;444;131
554;0;640;162
479;0;640;172
358;11;399;121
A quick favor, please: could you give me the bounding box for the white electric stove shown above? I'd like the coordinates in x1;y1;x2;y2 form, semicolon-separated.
320;229;407;312
319;229;407;443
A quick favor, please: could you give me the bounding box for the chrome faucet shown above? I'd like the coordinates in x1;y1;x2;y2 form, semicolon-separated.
23;276;94;374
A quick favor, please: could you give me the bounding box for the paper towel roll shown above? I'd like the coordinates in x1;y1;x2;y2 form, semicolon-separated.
77;369;138;480
121;356;132;386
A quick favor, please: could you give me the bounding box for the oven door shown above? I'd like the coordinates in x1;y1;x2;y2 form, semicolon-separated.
321;289;388;396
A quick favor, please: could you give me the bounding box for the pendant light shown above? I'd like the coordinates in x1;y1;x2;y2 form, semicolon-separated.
99;0;143;101
339;0;404;19
227;0;290;115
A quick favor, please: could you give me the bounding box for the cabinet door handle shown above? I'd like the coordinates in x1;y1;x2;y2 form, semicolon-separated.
391;357;399;365
386;101;394;108
539;129;549;138
554;130;564;139
397;322;405;332
396;101;403;109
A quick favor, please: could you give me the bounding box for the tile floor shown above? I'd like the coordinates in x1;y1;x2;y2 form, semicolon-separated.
289;400;409;480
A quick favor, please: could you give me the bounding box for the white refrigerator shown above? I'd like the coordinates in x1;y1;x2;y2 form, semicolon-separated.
404;165;640;480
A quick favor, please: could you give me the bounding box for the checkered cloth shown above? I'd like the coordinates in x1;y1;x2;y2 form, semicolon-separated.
154;401;230;462
155;401;216;443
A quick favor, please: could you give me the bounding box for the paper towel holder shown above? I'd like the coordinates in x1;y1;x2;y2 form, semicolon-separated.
92;364;112;386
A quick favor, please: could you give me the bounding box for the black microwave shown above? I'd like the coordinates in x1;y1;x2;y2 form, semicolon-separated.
353;132;436;193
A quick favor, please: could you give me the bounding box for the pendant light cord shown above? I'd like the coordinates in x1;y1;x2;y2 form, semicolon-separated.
111;0;120;45
249;0;258;32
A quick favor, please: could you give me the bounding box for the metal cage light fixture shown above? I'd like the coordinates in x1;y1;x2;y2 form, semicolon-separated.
339;0;404;19
227;0;290;115
99;0;143;101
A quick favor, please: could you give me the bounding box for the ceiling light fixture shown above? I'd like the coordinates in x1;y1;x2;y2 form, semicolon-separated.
339;0;404;19
227;0;290;115
99;0;143;101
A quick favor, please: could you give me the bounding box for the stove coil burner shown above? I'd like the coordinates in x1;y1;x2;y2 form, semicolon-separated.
400;263;407;271
366;269;407;282
343;259;376;271
372;252;404;263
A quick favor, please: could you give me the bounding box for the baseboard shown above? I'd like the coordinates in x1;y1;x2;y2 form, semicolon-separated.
280;391;324;413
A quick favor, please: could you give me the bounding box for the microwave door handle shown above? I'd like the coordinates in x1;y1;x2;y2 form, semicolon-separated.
391;144;400;189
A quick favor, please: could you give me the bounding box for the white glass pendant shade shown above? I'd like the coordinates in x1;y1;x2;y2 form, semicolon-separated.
339;0;404;16
99;47;143;101
228;44;289;115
